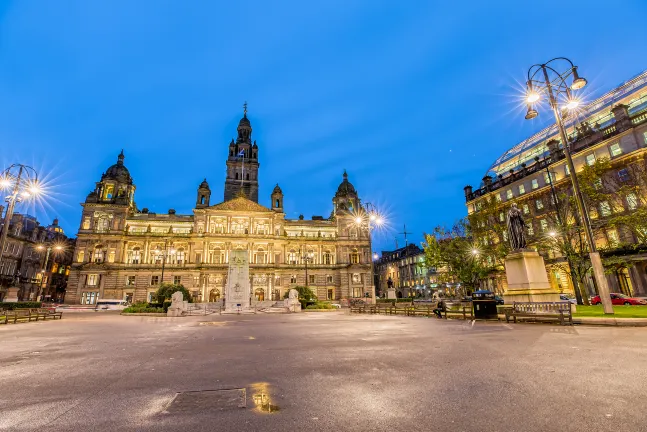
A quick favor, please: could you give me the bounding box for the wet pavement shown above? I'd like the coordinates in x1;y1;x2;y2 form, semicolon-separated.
1;311;646;431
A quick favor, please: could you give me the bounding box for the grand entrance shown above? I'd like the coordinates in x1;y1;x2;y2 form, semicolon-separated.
209;289;221;302
255;288;265;301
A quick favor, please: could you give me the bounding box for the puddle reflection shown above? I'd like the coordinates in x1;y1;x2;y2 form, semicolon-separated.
250;382;280;413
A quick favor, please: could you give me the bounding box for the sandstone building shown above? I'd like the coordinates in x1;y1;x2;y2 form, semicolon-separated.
66;110;374;305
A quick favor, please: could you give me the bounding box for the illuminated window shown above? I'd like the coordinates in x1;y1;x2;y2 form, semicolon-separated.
499;212;505;222
527;224;534;236
522;204;530;214
495;194;501;202
87;274;99;286
173;276;181;285
506;189;513;199
543;172;555;184
327;288;334;300
519;184;525;194
93;247;104;263
150;275;159;285
540;219;548;232
586;153;596;166
77;250;85;263
288;250;298;265
607;229;619;247
600;201;611;217
609;143;622;157
531;179;539;189
323;251;332;265
350;249;359;264
565;165;570;175
536;199;544;210
290;275;297;284
627;193;638;210
593;178;602;190
126;276;136;286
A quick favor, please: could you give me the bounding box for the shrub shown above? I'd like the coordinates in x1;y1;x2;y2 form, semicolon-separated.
122;303;164;314
306;302;334;310
0;302;42;310
376;299;395;304
163;300;172;312
153;283;192;303
283;286;317;309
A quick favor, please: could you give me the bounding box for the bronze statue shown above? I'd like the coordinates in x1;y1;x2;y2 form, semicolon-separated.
506;203;527;250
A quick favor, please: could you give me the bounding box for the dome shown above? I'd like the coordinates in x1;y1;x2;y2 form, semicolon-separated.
199;178;210;189
272;184;282;194
335;170;357;197
238;115;251;126
101;150;133;185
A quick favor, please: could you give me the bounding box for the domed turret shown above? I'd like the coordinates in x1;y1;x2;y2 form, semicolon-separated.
271;183;283;212
101;150;133;185
85;150;137;208
332;170;359;214
196;178;211;208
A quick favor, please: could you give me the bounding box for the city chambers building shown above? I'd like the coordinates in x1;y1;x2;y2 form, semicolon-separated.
464;70;647;297
66;110;374;305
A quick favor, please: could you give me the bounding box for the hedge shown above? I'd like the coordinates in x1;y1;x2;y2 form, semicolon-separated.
0;302;42;310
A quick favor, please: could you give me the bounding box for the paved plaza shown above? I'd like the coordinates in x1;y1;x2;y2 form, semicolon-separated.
1;312;646;432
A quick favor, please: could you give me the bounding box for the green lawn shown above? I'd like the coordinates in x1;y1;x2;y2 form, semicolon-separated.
573;305;647;318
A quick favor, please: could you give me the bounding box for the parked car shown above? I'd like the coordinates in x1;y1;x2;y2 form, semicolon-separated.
590;293;647;306
494;295;504;305
559;294;577;304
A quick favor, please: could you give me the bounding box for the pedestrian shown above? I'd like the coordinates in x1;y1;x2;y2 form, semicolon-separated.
433;299;445;319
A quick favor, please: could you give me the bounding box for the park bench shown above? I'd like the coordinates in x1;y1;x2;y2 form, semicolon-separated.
504;301;573;326
37;308;63;320
371;303;396;315
6;309;38;323
350;305;367;314
443;302;474;320
406;303;439;317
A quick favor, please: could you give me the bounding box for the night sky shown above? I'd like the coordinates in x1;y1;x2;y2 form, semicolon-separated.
1;0;646;252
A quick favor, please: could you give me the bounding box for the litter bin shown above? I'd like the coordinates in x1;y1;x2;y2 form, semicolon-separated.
472;290;498;319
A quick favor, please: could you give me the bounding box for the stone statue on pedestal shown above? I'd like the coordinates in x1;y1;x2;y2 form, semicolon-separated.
506;203;527;250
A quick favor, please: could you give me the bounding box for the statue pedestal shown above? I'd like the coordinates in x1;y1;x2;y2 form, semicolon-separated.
503;250;560;304
387;289;396;300
225;250;252;312
4;287;20;303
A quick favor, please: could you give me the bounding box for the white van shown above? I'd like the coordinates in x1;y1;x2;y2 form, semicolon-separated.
95;299;130;311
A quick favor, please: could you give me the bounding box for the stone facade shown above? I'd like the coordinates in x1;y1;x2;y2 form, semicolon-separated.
67;111;374;305
0;213;73;302
374;244;443;298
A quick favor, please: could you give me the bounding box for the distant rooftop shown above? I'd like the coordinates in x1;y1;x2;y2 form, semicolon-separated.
489;69;647;175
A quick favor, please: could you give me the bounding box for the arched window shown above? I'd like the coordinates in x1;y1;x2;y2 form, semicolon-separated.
176;248;186;265
128;247;141;264
96;217;110;233
255;248;267;264
93;246;105;263
210;248;223;264
288;250;298;265
200;196;205;205
275;199;280;208
350;249;359;264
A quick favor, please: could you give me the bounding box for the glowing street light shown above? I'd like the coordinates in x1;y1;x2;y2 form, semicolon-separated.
523;57;612;314
0;164;41;271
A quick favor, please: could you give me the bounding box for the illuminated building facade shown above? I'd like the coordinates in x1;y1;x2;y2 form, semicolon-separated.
66;111;374;305
464;70;647;296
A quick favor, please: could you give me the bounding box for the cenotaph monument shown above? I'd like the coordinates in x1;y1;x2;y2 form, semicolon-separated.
225;249;252;312
503;203;560;303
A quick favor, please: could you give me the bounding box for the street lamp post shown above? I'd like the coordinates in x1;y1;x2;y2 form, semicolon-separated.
301;250;314;288
353;202;385;302
524;57;613;314
0;164;41;271
157;239;175;285
36;243;64;301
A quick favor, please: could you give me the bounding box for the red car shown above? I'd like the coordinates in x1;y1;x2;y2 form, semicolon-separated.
591;293;647;306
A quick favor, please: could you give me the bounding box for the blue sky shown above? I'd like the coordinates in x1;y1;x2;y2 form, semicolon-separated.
1;0;646;252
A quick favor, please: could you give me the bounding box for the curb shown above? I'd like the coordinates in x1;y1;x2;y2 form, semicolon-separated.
120;313;168;317
573;317;647;326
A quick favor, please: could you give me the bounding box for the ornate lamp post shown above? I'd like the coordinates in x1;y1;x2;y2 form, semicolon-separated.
301;250;314;288
353;202;385;302
155;240;176;285
523;57;613;314
0;164;41;270
35;243;65;301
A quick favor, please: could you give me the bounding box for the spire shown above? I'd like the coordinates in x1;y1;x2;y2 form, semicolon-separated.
243;101;248;118
117;149;125;165
343;169;348;180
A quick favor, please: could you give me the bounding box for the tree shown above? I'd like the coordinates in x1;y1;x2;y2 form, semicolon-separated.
154;283;193;303
422;219;495;295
